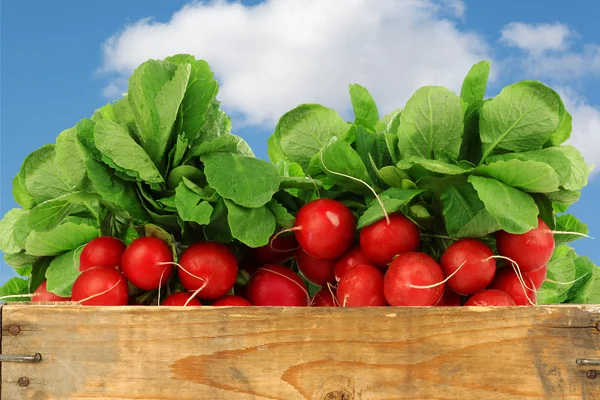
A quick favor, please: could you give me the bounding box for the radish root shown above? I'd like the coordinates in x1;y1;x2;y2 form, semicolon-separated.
0;294;33;301
156;261;205;282
486;255;537;306
408;260;467;289
551;230;594;239
76;278;123;305
258;266;310;305
327;282;341;307
185;280;208;306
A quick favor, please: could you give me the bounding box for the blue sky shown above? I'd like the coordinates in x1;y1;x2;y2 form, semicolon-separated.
2;0;600;283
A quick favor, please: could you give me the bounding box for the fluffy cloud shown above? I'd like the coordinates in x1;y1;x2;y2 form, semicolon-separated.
500;22;573;55
100;0;489;125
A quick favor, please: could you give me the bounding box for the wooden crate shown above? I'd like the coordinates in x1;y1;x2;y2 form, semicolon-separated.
1;304;599;399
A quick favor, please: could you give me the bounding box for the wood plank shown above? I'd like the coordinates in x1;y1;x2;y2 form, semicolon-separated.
2;305;599;400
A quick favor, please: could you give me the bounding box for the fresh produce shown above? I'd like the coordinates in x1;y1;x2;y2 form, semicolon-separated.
32;281;71;302
0;55;598;308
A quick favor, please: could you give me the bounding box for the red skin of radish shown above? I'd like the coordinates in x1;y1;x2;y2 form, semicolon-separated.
121;236;173;290
337;264;387;307
161;292;202;306
296;248;336;286
312;288;337;307
79;236;126;271
71;266;129;306
178;242;238;300
489;268;537;306
246;264;309;306
496;217;554;272
212;295;251;306
252;234;297;264
32;281;71;302
360;213;420;267
334;245;371;283
440;239;496;295
464;289;516;306
435;289;462;306
526;265;547;289
294;199;356;260
384;252;445;306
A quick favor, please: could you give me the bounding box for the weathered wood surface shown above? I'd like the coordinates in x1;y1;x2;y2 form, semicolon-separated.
1;305;599;400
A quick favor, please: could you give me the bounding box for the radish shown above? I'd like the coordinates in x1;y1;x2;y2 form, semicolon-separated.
246;264;309;306
360;213;420;267
464;289;516;306
440;239;496;295
252;234;297;264
178;242;238;300
525;265;547;289
435;288;462;306
212;295;251;306
121;236;173;290
296;248;336;286
32;280;71;302
161;292;202;306
311;287;338;307
79;236;126;271
496;217;554;272
292;199;356;260
337;264;387;307
71;266;129;306
333;245;370;283
384;252;446;306
490;268;537;306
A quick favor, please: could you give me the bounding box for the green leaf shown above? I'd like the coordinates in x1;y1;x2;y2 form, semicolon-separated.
167;165;205;190
224;200;276;248
476;159;560;193
547;110;572;147
139;224;177;261
12;174;36;210
537;257;576;304
191;99;232;145
320;137;373;194
479;81;561;162
22;145;72;203
55;127;89;190
569;265;600;304
554;214;589;245
357;189;422;229
100;210;132;241
168;135;189;171
409;159;473;176
548;188;580;207
202;152;280;208
4;252;39;269
468;176;538;234
267;133;288;164
15;265;33;277
397;86;464;160
27;192;100;232
349;83;379;129
376;166;408;188
175;183;214;225
557;145;591;191
181;177;219;202
128;60;190;171
94;119;165;186
355;125;389;185
30;258;51;293
184;135;240;161
203;199;233;243
267;199;296;229
532;194;556;230
25;222;99;257
76;118;103;160
460;100;486;163
45;249;80;297
441;183;500;238
0;208;28;253
460;60;490;107
275;104;351;170
0;278;30;302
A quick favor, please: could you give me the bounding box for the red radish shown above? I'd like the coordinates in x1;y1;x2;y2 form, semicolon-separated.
293;199;356;259
464;289;516;306
440;239;496;295
384;252;445;306
496;217;554;272
31;281;71;302
252;234;297;264
490;268;537;306
161;292;202;306
436;289;462;306
212;295;251;306
246;265;309;306
296;248;336;286
360;213;420;267
337;264;387;307
526;265;547;289
71;266;129;306
121;236;173;290
178;242;238;300
312;287;337;307
79;236;126;271
334;245;371;282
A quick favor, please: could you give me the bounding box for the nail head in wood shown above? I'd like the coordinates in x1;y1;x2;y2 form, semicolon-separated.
18;377;30;387
8;324;21;336
586;370;597;380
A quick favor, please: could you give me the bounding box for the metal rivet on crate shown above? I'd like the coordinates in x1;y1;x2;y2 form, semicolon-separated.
8;324;21;336
586;370;597;380
596;321;600;331
18;377;30;387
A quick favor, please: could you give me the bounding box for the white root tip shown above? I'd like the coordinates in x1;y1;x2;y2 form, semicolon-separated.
408;260;467;289
76;278;123;305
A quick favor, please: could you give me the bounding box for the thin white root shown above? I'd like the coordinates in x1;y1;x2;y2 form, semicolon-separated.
343;293;349;308
306;174;321;198
76;278;123;305
551;230;594;239
0;294;33;300
545;272;590;286
156;261;205;282
259;267;310;304
157;267;168;306
408;260;467;289
184;281;208;306
268;227;302;251
319;150;390;225
327;282;341;307
72;243;87;270
486;255;537;306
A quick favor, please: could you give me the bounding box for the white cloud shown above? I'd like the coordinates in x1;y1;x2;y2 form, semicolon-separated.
99;0;489;125
500;22;573;55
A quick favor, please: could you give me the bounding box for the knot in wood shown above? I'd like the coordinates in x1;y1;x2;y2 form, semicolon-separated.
323;389;353;400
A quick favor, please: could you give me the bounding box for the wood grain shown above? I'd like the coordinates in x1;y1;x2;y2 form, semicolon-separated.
1;305;599;400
